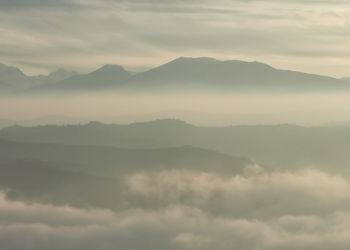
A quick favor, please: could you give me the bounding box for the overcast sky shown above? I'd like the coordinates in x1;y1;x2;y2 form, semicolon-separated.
1;0;350;76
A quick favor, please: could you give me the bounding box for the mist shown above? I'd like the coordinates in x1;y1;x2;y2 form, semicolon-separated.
1;92;350;127
2;167;350;250
3;0;350;249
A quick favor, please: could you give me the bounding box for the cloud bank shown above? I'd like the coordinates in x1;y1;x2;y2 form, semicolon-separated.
2;168;350;249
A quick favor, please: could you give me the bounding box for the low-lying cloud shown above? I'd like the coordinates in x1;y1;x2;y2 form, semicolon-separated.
2;168;350;249
125;168;350;218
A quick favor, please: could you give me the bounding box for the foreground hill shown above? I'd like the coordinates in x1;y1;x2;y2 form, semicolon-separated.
2;119;350;172
0;159;121;209
0;138;249;177
0;138;250;209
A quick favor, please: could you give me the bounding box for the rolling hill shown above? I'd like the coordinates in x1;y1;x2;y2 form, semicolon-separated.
2;119;350;172
0;138;250;177
0;138;251;210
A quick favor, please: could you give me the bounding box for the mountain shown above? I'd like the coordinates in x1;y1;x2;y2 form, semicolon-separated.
34;64;131;92
131;57;345;91
35;57;350;93
5;57;350;93
29;68;77;85
0;63;34;91
0;138;250;209
0;119;196;148
3;119;350;173
0;62;77;93
0;159;121;209
0;138;249;177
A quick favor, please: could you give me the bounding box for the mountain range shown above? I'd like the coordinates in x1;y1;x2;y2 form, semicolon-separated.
3;118;350;213
2;119;350;174
0;63;76;93
1;57;349;93
0;137;249;210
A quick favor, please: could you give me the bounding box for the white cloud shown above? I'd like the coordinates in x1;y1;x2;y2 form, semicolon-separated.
2;168;350;249
2;193;350;249
125;169;350;218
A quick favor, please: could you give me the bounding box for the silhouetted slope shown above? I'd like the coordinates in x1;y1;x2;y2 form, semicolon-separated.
36;64;131;91
0;159;121;209
0;138;249;177
131;57;344;90
135;57;337;85
0;63;34;91
0;119;195;148
0;138;250;209
0;63;77;93
29;69;77;85
2;119;350;171
20;57;350;93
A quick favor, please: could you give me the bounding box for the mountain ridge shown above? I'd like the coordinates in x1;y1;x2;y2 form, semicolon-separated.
0;62;77;92
32;64;131;92
3;118;350;173
36;57;350;92
2;57;350;93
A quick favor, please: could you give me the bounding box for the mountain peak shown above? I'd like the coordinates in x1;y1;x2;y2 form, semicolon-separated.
223;60;275;70
172;57;220;64
131;119;194;128
49;68;76;75
47;68;77;83
95;64;127;73
0;62;26;76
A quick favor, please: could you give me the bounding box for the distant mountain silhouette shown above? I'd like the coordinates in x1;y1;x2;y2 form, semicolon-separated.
0;63;34;91
0;62;77;93
131;57;346;91
3;57;350;93
30;68;77;85
3;119;350;173
23;57;350;93
34;64;131;92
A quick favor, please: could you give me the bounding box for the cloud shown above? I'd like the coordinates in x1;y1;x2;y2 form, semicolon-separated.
124;168;350;218
3;186;350;250
0;193;116;227
1;0;350;76
0;0;81;9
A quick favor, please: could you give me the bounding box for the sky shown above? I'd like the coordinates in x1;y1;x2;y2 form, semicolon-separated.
0;0;350;77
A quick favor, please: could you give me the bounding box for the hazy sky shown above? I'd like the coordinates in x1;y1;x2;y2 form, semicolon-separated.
1;0;350;76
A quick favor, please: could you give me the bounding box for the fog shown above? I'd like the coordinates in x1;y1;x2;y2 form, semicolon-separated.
2;0;350;248
2;92;350;249
1;92;350;127
2;168;350;250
